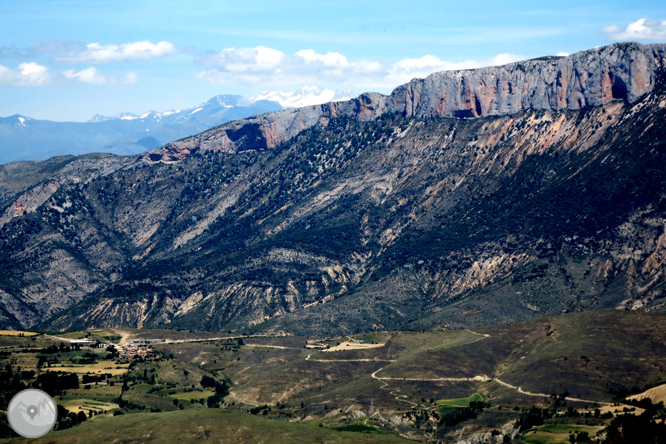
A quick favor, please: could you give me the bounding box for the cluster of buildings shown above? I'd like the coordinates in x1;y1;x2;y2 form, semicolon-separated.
115;343;155;358
68;337;164;358
69;339;109;349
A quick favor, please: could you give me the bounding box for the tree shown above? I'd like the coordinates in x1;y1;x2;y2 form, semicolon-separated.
206;394;223;408
200;375;215;389
37;372;79;396
576;431;590;442
215;380;229;396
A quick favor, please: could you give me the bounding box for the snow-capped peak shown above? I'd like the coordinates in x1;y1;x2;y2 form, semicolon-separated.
87;114;111;123
116;112;139;121
250;86;355;109
89;109;182;122
205;95;249;109
82;87;352;125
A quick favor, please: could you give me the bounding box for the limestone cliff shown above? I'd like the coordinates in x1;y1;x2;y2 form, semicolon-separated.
150;42;666;161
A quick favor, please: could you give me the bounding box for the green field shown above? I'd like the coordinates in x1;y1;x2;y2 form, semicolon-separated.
436;393;484;416
167;389;216;401
63;384;122;401
49;331;90;339
436;393;484;408
521;424;604;444
0;409;413;443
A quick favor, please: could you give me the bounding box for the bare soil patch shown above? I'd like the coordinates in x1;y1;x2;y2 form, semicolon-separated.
324;342;385;352
628;383;666;404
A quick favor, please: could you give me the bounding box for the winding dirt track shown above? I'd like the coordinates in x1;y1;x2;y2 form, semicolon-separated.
371;368;491;382
244;344;300;350
493;378;611;405
161;334;275;344
305;329;611;407
305;354;395;362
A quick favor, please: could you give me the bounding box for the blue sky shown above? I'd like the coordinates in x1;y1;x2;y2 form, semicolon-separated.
1;0;666;121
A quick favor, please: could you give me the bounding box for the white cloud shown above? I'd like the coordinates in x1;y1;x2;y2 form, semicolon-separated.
384;53;525;86
384;55;476;86
63;67;137;85
123;72;139;84
296;49;348;67
556;52;570;57
603;18;666;41
251;86;355;108
0;62;137;86
0;62;50;86
201;46;283;73
55;40;176;64
197;46;524;89
489;53;525;66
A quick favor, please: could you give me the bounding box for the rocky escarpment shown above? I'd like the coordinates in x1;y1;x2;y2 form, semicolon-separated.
393;42;665;117
1;42;666;333
13;74;666;334
150;42;666;161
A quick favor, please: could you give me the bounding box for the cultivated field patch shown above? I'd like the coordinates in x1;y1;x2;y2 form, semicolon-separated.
628;383;666;404
521;424;604;444
57;398;118;414
166;389;216;401
0;330;39;336
436;393;484;408
324;342;386;352
49;361;130;375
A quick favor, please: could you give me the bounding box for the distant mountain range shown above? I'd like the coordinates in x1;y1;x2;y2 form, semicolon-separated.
0;86;354;165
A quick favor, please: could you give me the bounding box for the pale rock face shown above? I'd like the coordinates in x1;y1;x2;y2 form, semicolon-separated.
390;42;666;118
150;42;666;162
455;421;519;444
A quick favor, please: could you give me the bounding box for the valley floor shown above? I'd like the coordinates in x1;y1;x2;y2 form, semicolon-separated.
0;309;664;443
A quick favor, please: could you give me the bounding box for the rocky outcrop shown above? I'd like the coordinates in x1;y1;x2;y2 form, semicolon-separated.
150;42;666;161
455;421;519;444
151;92;391;161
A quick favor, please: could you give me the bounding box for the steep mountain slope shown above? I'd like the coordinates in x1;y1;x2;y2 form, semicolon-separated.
0;153;135;328
0;42;665;334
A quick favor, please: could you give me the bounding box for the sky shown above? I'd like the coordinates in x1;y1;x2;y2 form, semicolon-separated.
1;0;666;122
